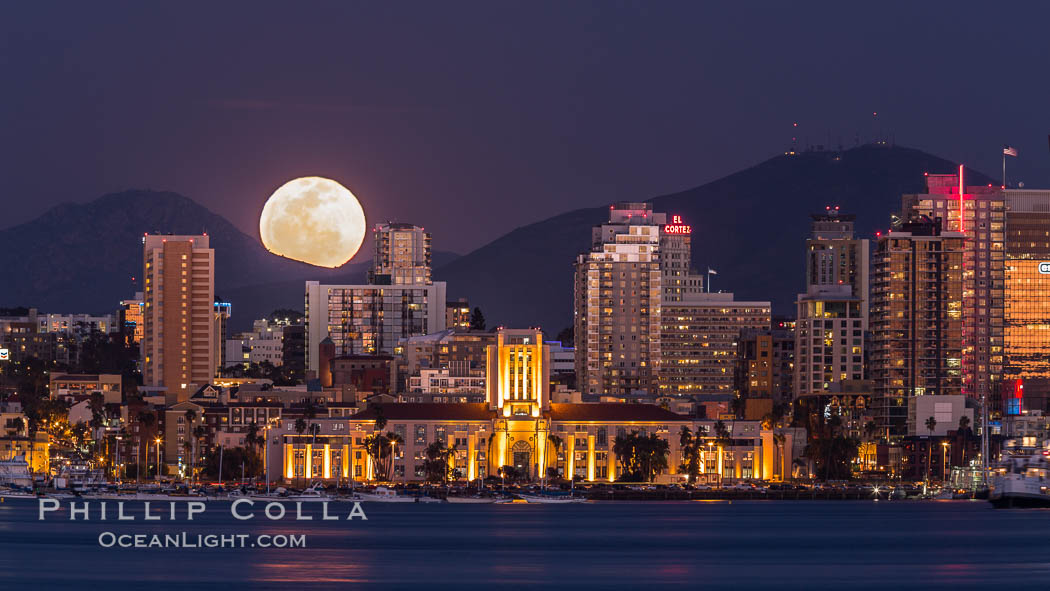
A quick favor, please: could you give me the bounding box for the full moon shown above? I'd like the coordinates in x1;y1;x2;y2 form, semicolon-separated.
259;176;367;268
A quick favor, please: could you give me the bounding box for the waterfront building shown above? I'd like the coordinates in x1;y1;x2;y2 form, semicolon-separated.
871;217;964;436
142;234;216;403
659;292;770;397
267;327;805;483
901;172;1004;403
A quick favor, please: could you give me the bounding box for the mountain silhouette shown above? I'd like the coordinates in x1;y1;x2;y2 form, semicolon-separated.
0;190;455;329
436;144;995;333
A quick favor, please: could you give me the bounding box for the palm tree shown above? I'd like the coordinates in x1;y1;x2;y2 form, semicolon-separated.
957;415;971;465
925;416;937;486
192;425;206;484
546;434;563;480
678;426;701;484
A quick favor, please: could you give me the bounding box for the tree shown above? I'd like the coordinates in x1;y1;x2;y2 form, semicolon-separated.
613;430;670;482
678;426;703;484
469;307;486;331
555;326;574;348
201;446;261;481
423;440;458;483
925;416;937;486
192;426;207;483
363;431;403;481
546;434;563;478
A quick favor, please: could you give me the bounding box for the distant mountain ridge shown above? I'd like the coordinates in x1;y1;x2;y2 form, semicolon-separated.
0;190;458;330
0;145;994;335
436;144;995;332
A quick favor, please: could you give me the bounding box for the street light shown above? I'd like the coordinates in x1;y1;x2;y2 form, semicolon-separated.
154;437;162;481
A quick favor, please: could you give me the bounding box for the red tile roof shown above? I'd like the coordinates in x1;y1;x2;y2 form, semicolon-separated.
548;403;689;422
352;403;493;421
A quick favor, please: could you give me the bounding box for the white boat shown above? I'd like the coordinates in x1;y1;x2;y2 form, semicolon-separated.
0;455;32;489
355;486;418;503
990;439;1050;508
517;494;588;504
283;486;330;502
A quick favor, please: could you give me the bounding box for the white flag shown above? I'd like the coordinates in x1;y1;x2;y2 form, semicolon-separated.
707;268;718;275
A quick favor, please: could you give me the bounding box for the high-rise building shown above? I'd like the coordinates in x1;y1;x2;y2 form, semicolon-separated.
660;214;701;301
574;203;663;395
368;222;431;285
805;207;870;323
142;234;216;403
736;326;795;403
118;293;145;343
871;218;964;436
308;221;445;375
901;172;1004;403
305;281;447;374
1002;189;1050;414
795;207;870;402
660;292;770;397
213;298;232;374
794;285;865;397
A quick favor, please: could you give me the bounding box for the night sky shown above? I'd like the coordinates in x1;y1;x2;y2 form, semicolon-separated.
2;2;1048;254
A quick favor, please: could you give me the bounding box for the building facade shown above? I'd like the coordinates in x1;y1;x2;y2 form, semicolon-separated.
902;172;1004;403
368;222;431;285
659;293;771;397
574;203;663;396
871;218;964;436
267;328;805;484
305;280;447;373
142;234;216;403
794;285;865;398
1002;189;1050;415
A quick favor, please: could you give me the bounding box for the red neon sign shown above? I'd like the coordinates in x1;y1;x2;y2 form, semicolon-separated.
664;215;691;235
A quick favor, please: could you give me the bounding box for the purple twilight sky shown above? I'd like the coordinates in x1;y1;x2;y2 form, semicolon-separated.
2;1;1049;253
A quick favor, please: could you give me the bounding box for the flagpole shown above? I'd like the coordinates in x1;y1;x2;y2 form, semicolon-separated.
1002;150;1006;187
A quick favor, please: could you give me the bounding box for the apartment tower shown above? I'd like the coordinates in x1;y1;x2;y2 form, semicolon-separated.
142;234;215;403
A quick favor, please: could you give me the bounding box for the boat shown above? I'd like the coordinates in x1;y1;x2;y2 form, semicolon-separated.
0;455;33;489
283;485;330;502
989;439;1050;508
354;486;419;503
